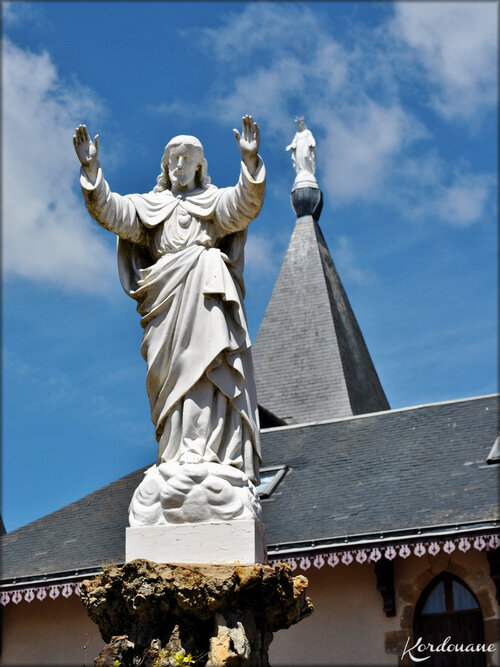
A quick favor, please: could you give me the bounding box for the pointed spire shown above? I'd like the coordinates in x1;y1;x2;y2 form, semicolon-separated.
253;216;389;423
252;119;389;424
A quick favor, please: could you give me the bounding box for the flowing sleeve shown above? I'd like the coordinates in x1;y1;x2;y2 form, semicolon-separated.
80;163;149;248
214;157;266;235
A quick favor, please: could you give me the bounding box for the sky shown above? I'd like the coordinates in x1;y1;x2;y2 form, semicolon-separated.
2;1;498;533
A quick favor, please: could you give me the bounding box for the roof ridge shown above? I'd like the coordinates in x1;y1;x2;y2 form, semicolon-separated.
260;392;499;433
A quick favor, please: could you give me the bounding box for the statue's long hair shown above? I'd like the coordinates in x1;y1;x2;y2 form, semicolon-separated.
153;135;211;192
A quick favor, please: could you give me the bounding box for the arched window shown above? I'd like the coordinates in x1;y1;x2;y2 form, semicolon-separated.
414;573;486;666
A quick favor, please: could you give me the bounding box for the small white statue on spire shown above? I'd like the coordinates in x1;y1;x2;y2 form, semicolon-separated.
286;116;318;191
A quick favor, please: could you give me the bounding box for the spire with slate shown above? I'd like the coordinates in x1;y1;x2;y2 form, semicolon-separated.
252;118;389;424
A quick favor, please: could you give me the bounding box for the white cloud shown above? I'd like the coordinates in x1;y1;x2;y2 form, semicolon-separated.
185;4;349;139
186;5;426;203
195;4;326;62
2;2;19;24
184;3;495;227
211;57;309;134
392;3;498;120
318;101;427;202
2;38;115;293
435;174;494;227
2;2;38;27
391;152;495;226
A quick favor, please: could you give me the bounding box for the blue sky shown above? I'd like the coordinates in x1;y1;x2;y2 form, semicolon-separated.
2;1;498;532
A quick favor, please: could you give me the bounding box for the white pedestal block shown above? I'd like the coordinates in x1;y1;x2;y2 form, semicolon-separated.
125;520;266;565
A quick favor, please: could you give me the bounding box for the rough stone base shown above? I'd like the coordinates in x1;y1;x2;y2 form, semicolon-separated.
126;520;266;565
80;559;313;667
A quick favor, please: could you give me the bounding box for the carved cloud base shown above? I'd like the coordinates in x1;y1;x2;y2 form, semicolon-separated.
129;460;262;527
126;520;266;565
80;559;313;667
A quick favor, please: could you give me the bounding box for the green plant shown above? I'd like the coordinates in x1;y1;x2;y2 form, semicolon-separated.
153;648;194;667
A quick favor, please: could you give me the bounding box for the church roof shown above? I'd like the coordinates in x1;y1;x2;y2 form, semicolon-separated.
261;394;498;554
252;215;389;424
1;394;497;586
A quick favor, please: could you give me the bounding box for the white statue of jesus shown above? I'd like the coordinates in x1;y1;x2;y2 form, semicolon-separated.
74;117;265;526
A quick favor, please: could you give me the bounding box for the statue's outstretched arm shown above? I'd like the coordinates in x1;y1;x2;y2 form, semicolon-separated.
74;125;147;247
233;115;259;176
286;136;297;152
74;124;99;184
215;116;266;235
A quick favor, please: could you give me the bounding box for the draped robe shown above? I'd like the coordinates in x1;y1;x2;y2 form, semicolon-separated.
289;128;316;175
80;158;265;484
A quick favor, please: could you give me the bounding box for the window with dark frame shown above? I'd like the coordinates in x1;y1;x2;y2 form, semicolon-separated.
256;466;288;499
487;435;500;464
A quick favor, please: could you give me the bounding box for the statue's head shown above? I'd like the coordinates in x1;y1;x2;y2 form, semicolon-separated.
154;135;210;193
295;116;306;131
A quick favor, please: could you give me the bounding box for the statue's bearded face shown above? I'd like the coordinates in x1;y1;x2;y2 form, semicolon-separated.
168;144;200;190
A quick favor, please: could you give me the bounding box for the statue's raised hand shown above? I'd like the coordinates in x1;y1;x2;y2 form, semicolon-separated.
73;125;99;181
233;115;260;174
